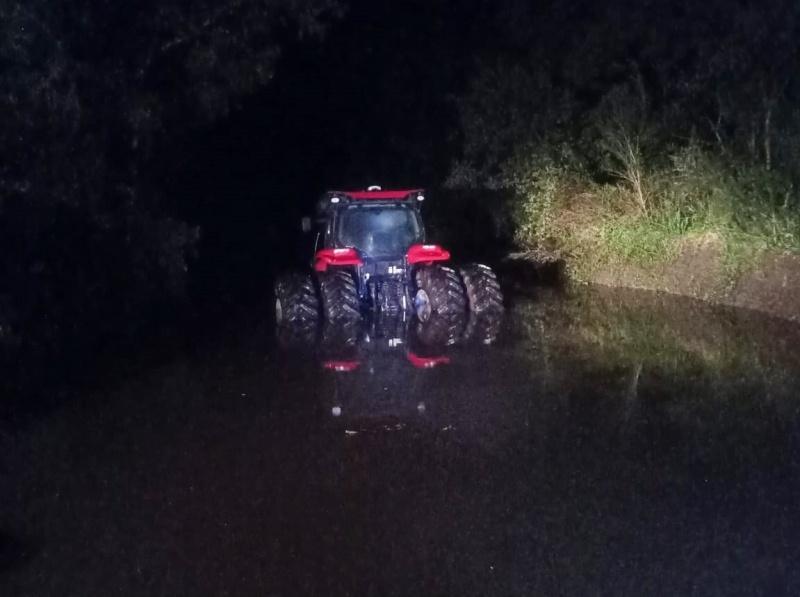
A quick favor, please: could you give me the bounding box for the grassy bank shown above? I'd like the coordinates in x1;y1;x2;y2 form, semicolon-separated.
444;2;800;290
511;146;800;282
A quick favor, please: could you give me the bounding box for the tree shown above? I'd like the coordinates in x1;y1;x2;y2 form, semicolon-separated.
0;0;341;346
450;0;800;187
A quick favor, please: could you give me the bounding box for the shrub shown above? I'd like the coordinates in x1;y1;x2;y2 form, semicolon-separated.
447;0;800;276
501;140;800;278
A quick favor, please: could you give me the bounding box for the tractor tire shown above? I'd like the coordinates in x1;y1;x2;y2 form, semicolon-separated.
276;317;318;351
462;311;503;346
415;311;467;347
318;269;361;324
459;263;503;314
274;273;319;325
320;319;362;358
321;319;361;349
413;265;467;321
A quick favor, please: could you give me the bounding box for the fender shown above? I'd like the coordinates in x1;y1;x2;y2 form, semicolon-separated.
314;247;363;272
406;244;450;265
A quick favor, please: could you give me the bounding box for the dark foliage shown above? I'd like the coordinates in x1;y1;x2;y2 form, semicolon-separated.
0;1;339;357
450;0;800;185
442;0;800;266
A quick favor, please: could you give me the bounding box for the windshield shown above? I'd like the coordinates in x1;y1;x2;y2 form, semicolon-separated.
336;205;423;257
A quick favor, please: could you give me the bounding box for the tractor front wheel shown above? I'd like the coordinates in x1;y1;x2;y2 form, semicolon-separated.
318;269;361;323
413;265;467;321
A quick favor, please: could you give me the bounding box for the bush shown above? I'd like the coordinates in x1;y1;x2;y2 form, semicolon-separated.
499;142;800;278
447;0;800;277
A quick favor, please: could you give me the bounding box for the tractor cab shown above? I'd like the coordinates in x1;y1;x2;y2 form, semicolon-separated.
333;200;423;259
313;188;427;258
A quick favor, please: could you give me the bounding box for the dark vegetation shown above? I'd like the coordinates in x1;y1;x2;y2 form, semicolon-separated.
0;0;341;403
447;0;800;276
3;0;800;404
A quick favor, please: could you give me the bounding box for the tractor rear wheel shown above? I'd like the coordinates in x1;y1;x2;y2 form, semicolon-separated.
462;311;503;345
459;263;503;314
415;311;467;347
276;317;318;350
413;265;467;321
274;273;319;325
318;269;361;323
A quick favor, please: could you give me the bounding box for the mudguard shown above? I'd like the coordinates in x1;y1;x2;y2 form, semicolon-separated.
406;244;450;265
314;248;363;272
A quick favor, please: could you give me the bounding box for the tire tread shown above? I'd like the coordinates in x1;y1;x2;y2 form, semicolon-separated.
318;269;361;323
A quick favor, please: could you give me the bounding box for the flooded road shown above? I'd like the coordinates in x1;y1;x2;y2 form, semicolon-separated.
2;287;800;596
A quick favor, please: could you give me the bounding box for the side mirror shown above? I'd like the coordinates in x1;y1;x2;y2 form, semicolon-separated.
301;216;312;233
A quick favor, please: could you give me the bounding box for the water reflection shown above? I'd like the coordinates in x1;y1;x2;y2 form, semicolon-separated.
278;286;800;437
277;311;503;429
515;287;800;427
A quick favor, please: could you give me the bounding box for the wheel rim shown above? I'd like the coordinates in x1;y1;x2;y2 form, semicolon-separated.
275;297;283;324
414;289;432;322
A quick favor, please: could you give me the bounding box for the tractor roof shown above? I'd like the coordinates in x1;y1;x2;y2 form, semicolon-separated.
327;189;425;202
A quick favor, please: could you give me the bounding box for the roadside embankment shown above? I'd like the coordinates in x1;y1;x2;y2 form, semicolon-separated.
506;234;800;323
587;234;800;322
498;148;800;323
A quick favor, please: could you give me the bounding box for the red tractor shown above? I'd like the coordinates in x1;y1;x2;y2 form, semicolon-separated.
274;187;503;326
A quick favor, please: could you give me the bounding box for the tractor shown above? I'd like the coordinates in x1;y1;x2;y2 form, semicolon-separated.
274;187;503;326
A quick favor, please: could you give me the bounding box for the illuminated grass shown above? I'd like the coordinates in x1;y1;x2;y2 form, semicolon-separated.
512;149;800;279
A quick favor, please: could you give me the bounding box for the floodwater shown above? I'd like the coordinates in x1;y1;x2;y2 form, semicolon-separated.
2;287;800;596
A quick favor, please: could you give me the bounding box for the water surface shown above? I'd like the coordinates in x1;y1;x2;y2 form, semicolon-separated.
2;287;800;596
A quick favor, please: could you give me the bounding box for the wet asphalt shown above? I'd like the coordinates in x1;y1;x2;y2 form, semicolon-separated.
2;287;800;596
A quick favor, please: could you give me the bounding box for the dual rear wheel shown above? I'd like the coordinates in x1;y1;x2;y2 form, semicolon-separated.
273;269;361;327
412;265;465;322
317;269;360;324
274;262;503;325
274;273;318;325
413;263;503;321
458;263;504;315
